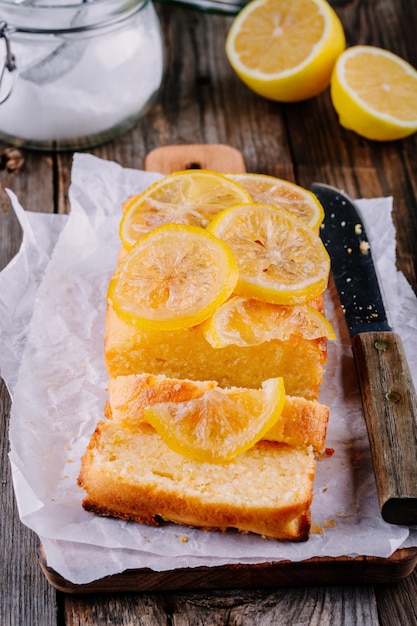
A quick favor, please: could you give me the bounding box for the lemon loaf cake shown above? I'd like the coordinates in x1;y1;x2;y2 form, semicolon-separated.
79;170;333;542
78;374;329;540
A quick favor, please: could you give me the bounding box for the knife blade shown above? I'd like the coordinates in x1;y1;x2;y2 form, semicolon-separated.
311;182;417;526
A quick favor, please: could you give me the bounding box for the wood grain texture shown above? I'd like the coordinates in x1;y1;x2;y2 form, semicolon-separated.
352;332;417;525
0;379;58;626
0;0;417;624
375;571;417;626
63;587;380;626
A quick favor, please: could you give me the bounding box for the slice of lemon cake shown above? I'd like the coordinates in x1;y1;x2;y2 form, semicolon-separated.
78;374;330;540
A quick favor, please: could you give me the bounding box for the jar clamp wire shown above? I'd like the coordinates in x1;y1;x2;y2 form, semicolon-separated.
0;20;16;104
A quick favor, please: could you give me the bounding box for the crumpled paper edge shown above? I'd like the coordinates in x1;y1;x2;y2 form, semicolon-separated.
0;198;67;395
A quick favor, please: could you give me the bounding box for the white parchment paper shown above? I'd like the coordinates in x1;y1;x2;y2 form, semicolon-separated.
1;153;416;585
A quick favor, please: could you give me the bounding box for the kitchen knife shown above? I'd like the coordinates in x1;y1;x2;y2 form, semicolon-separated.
311;182;417;526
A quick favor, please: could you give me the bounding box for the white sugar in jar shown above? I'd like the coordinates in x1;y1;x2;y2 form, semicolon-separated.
0;0;164;150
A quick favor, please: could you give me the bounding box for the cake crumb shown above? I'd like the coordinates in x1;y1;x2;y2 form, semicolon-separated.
318;447;334;460
310;522;323;535
322;518;336;529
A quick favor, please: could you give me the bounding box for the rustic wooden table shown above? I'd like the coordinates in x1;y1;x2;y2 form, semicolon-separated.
1;0;417;623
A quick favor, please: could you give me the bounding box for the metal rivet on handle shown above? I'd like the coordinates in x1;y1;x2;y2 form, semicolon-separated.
375;340;388;351
385;391;401;403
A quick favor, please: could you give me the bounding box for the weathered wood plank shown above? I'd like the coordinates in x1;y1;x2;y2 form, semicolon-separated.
0;379;58;626
63;586;380;626
375;569;417;626
0;149;57;215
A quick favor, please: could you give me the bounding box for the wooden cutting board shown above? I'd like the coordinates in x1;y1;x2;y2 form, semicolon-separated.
38;542;417;593
38;143;417;593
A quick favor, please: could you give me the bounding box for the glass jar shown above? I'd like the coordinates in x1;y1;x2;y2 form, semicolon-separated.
0;0;164;150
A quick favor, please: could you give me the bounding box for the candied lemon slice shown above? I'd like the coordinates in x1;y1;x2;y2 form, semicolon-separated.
144;377;286;462
108;224;239;330
119;169;252;250
204;295;336;348
208;204;330;305
226;173;324;230
331;45;417;141
225;0;345;102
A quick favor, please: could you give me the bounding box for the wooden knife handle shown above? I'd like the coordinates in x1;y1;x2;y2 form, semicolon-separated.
352;331;417;525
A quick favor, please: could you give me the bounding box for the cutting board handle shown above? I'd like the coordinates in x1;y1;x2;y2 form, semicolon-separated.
144;144;247;174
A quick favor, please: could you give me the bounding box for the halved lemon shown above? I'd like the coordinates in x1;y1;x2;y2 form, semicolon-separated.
143;377;286;462
204;295;336;348
108;224;239;330
208;204;330;305
331;45;417;141
226;172;324;230
119;169;252;250
225;0;345;102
